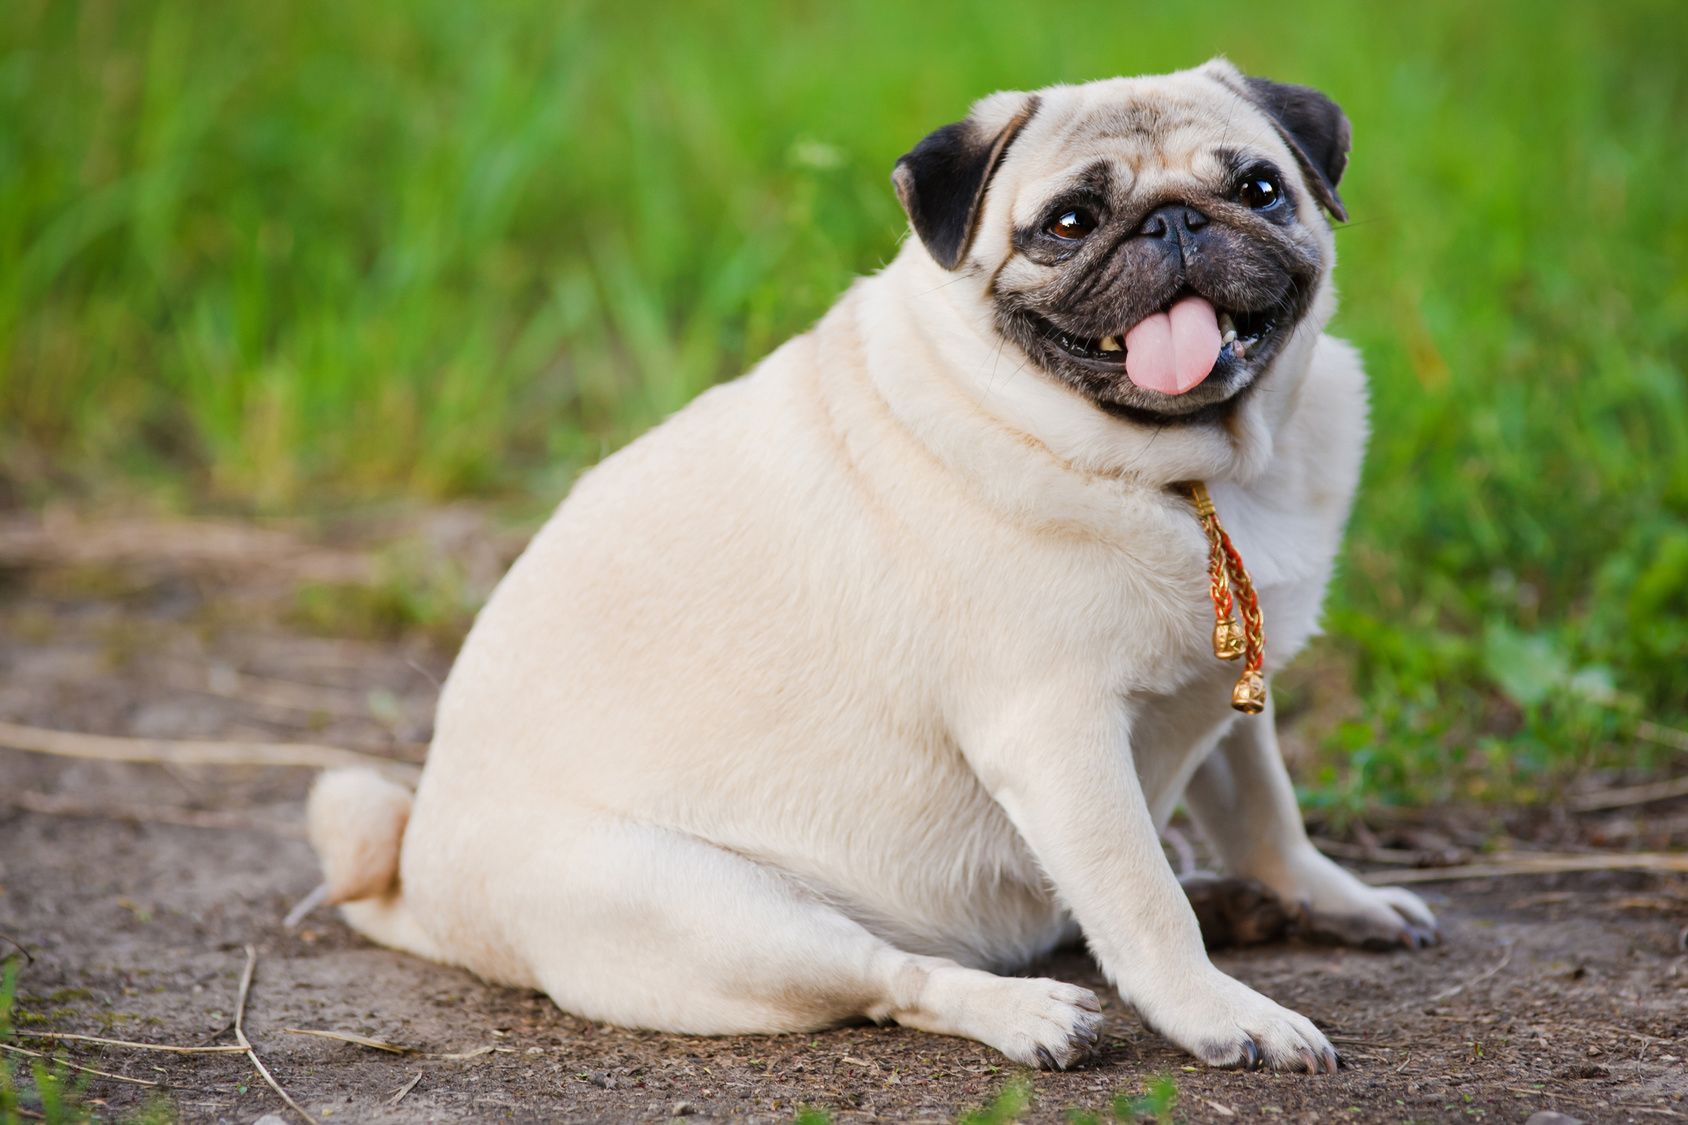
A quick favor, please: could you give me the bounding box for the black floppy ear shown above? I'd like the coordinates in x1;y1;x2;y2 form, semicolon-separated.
1243;76;1351;223
891;95;1039;270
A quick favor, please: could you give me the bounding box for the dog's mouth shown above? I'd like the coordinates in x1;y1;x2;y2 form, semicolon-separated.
1030;294;1277;396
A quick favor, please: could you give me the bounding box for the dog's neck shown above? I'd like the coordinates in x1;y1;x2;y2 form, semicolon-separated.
853;243;1334;496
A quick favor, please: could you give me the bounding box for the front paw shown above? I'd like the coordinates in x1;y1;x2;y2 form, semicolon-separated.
1278;849;1440;951
1137;967;1337;1074
1299;884;1439;950
994;978;1105;1070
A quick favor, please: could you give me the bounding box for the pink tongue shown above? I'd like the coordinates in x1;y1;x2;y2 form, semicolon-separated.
1122;295;1223;395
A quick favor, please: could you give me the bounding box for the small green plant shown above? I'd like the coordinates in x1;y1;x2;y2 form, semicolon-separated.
792;1107;833;1125
960;1076;1032;1124
291;543;479;643
0;959;176;1124
2;958;27;1124
2;957;91;1124
21;1057;94;1125
1065;1075;1183;1124
1113;1075;1179;1124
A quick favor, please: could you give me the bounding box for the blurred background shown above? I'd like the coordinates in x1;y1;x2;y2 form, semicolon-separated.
2;0;1685;808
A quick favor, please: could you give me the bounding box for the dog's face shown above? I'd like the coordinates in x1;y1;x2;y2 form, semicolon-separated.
893;60;1351;424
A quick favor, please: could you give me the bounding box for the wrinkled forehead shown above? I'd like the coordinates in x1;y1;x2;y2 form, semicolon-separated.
995;74;1293;219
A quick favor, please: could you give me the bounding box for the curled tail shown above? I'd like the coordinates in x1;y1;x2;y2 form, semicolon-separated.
306;768;444;961
308;768;412;903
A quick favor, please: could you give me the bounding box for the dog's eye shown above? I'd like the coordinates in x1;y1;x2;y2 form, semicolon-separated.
1046;209;1097;241
1236;174;1282;211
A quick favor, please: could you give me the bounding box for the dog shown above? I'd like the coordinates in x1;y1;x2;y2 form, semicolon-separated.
308;58;1437;1074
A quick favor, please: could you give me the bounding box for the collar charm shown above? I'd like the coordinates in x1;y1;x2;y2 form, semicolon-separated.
1183;482;1267;714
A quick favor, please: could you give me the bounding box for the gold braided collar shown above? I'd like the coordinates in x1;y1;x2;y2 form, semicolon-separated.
1182;482;1267;714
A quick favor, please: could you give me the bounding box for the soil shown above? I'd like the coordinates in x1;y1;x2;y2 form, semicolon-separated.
1;510;1684;1124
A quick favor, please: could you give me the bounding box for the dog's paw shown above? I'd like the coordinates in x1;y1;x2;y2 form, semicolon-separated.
982;977;1105;1070
1139;967;1337;1074
1299;883;1439;951
1272;848;1439;950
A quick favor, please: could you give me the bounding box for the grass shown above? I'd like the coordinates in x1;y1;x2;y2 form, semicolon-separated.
2;0;1685;803
1;959;177;1124
1;961;93;1123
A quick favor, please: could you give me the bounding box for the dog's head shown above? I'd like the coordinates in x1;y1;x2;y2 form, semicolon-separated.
892;60;1350;424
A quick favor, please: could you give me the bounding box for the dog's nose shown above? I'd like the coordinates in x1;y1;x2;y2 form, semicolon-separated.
1136;203;1209;241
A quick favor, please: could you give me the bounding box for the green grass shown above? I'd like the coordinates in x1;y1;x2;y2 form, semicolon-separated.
959;1077;1033;1125
1;958;177;1123
3;0;1685;802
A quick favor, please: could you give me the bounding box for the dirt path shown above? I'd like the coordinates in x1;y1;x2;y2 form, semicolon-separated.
2;512;1684;1123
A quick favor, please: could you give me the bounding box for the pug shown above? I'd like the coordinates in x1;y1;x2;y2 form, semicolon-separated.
308;58;1437;1074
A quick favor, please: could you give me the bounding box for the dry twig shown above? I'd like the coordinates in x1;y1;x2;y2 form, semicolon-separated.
0;1042;158;1087
1569;775;1688;812
0;932;33;964
388;1072;424;1107
234;945;319;1125
0;515;373;584
282;1027;415;1055
24;1031;246;1055
1326;1034;1405;1048
3;790;302;837
0;719;419;782
283;883;329;930
1313;837;1437;865
1425;942;1514;1004
1637;720;1688;755
1361;850;1688;885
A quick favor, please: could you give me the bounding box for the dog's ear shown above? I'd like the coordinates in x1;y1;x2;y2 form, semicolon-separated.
891;93;1039;270
1243;76;1351;222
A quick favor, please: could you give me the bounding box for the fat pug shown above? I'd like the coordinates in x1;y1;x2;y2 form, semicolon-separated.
308;58;1438;1073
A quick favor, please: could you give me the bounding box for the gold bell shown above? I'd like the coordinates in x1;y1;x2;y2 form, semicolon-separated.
1212;619;1245;661
1231;670;1267;714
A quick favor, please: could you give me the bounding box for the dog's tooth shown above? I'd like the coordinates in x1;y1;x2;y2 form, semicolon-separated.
1221;329;1238;345
1219;312;1236;335
1098;335;1122;352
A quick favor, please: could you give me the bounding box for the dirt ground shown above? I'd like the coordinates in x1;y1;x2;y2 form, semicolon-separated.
1;510;1684;1124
